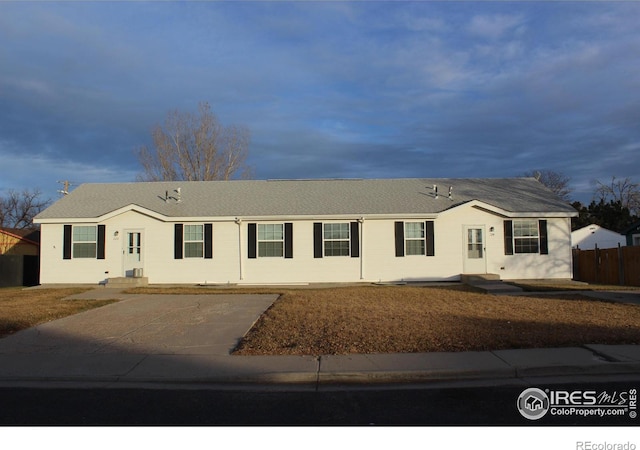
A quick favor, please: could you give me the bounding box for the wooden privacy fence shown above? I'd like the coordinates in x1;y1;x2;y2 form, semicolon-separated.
573;245;640;286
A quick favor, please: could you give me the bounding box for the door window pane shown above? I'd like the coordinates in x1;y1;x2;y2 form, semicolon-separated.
467;228;483;259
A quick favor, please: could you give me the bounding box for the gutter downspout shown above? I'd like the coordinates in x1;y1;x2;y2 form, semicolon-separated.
235;218;243;281
359;217;364;280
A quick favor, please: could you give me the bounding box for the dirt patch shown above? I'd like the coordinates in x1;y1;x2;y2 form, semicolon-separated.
233;286;640;356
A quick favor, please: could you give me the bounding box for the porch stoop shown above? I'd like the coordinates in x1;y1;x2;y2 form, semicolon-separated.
460;274;501;284
461;274;525;295
104;277;149;288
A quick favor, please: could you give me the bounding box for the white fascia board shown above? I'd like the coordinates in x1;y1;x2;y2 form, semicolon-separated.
218;213;439;222
33;204;169;224
440;200;578;218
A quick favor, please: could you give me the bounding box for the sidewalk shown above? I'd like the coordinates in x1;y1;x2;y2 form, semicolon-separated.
0;287;638;389
1;344;639;389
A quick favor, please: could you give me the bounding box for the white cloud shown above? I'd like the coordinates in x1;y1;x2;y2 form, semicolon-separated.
0;143;137;196
467;14;524;40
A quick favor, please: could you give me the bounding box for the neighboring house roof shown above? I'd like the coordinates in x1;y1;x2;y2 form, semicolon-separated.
0;227;40;245
571;224;626;249
623;220;640;235
34;177;577;221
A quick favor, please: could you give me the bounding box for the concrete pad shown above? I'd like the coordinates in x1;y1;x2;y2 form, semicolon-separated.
124;354;319;384
0;294;278;356
492;347;640;377
582;291;640;305
318;351;515;384
584;344;640;362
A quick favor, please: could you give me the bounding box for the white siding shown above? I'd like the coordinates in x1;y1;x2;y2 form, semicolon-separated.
38;204;574;284
571;225;626;250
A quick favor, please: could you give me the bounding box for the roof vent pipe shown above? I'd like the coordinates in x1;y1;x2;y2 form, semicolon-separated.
448;186;453;200
433;184;438;199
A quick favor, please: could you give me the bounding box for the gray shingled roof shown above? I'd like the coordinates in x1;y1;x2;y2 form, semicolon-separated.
34;178;577;220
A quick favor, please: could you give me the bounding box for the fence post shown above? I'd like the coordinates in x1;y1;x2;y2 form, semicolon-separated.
618;243;625;286
594;244;599;284
573;247;579;281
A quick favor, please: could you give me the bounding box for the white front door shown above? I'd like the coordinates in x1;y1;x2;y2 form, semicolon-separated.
123;230;143;277
463;226;486;274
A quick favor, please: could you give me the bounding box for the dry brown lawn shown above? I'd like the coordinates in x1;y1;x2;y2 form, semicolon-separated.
229;285;640;356
0;288;118;338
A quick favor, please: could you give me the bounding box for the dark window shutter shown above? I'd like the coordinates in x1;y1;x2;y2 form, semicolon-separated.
174;224;183;259
313;223;323;258
248;223;257;259
539;220;548;255
350;222;359;258
504;220;514;255
63;225;72;260
394;221;404;257
425;221;435;256
284;222;293;258
97;225;106;259
204;223;213;259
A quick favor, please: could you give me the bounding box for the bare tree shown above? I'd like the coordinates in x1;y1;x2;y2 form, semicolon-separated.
594;176;640;215
136;102;252;181
0;189;50;229
524;170;572;202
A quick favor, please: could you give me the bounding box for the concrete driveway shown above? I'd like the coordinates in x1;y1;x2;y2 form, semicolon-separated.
0;291;279;356
1;288;639;388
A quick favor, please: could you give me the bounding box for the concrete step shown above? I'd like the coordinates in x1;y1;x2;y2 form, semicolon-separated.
460;274;501;284
461;274;524;295
105;277;148;288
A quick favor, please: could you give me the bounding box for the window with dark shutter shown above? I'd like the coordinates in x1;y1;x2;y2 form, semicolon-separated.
63;225;72;260
504;220;514;255
247;223;257;259
204;223;213;259
97;225;106;259
174;224;183;259
394;221;404;257
539;220;548;255
284;223;293;258
313;223;323;258
426;221;435;256
350;222;359;258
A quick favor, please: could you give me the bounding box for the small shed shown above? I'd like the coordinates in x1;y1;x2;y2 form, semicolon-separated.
0;227;40;287
0;227;40;255
571;224;626;249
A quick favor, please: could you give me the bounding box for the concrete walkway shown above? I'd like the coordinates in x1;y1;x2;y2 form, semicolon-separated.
0;287;638;389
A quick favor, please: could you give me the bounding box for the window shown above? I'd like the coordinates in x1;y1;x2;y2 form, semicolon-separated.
258;224;284;257
394;221;434;257
324;223;350;256
72;226;97;258
405;222;425;256
184;224;204;258
513;220;539;254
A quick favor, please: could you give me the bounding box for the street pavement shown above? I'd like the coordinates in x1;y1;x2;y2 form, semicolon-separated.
0;285;639;390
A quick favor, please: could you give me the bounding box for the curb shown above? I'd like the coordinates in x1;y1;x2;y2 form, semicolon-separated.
0;346;639;389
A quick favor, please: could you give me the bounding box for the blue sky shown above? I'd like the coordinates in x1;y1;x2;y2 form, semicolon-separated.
1;1;639;204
